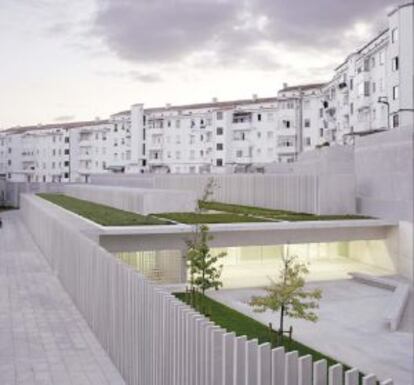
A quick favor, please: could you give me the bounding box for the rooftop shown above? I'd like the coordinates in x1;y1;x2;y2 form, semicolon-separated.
1;119;110;135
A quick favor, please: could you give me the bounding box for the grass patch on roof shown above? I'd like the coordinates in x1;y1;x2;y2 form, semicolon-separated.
199;201;371;222
37;193;171;226
153;212;274;224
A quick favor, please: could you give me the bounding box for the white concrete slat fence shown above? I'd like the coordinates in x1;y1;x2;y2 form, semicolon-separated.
20;193;392;385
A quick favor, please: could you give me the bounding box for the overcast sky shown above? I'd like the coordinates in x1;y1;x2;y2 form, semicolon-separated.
0;0;396;128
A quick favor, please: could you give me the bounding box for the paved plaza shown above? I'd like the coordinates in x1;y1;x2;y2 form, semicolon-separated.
0;211;125;385
209;279;413;385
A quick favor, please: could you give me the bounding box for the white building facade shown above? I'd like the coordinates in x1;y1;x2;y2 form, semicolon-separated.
321;2;413;145
0;3;412;180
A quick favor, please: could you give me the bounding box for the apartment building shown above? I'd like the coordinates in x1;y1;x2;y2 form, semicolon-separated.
143;94;306;174
321;2;413;145
0;3;412;180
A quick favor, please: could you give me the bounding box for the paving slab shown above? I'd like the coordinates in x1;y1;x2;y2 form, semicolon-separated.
0;210;125;385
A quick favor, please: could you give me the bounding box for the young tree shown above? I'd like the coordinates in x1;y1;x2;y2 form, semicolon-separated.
186;224;226;295
186;178;226;296
249;254;322;339
197;177;217;213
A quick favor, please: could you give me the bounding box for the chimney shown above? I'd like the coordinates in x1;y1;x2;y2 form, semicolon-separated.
165;103;171;109
283;83;288;90
252;94;258;101
212;97;218;103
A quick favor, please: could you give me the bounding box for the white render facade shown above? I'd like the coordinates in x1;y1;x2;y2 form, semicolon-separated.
0;3;412;180
322;2;414;144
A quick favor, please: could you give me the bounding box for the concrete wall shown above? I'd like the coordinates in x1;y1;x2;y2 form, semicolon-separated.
20;193;382;385
1;182;64;207
354;127;413;280
90;170;356;215
354;127;413;222
63;184;197;215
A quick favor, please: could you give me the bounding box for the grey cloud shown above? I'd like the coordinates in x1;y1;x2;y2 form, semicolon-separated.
96;69;163;83
129;71;163;83
94;0;242;62
94;0;396;65
54;115;76;122
253;0;392;47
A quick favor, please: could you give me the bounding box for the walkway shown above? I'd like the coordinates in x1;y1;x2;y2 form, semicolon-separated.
209;281;413;385
0;210;125;385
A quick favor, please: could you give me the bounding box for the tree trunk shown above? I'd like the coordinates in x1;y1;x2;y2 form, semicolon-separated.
279;304;285;337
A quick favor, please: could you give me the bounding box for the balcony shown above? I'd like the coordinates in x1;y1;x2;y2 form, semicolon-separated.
79;140;93;148
232;121;255;132
78;152;92;161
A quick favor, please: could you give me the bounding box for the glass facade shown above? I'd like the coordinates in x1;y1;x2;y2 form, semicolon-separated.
116;240;394;288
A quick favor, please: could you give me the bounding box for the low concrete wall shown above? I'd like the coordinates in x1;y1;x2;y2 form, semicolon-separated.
20;194;381;385
1;182;64;207
63;184;197;215
90;173;356;215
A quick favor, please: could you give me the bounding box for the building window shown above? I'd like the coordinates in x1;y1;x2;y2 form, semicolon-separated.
216;111;223;120
64;149;70;155
64;137;69;143
372;82;376;94
319;108;323;118
257;113;262;122
216;143;223;151
283;120;291;129
175;120;180;128
393;85;399;100
236;150;243;158
64;173;69;179
392;114;399;128
349;78;353;90
379;51;385;65
305;137;311;146
216;127;223;135
64;161;69;167
175;151;180;160
216;159;223;167
371;56;375;68
304;119;311;128
391;28;399;43
392;56;399;71
319;128;324;138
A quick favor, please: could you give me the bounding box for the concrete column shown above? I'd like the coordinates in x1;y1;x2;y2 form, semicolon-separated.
344;369;358;385
223;332;236;385
285;351;298;385
362;375;377;385
298;355;312;385
329;364;343;385
313;360;327;385
271;347;285;385
258;343;271;385
212;329;225;385
246;339;259;385
234;336;247;385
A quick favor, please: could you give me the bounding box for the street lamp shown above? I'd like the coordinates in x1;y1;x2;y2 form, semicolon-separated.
378;96;390;130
